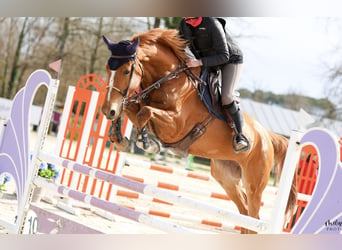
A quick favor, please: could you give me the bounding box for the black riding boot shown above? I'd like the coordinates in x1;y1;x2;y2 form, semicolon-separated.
223;101;250;153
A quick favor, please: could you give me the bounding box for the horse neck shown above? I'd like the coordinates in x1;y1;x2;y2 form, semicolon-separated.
143;63;197;97
138;43;181;81
138;46;199;103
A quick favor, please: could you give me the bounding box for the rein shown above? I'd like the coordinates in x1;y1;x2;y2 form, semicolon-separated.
122;63;205;106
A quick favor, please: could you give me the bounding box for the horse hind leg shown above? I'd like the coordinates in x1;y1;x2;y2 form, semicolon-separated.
211;159;250;234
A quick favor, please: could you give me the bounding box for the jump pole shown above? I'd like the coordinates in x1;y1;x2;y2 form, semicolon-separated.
121;173;274;209
122;204;240;232
32;177;195;233
125;155;310;205
39;151;269;233
125;157;212;181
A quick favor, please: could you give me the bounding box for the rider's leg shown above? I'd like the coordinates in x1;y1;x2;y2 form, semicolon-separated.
223;102;249;151
221;63;243;106
221;63;249;152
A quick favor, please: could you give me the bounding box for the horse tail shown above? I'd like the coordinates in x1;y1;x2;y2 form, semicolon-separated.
269;131;297;213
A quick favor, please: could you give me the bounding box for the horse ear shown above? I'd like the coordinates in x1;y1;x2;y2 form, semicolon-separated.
127;37;140;54
102;35;115;49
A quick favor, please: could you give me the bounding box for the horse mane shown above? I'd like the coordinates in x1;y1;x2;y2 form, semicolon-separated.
132;28;189;62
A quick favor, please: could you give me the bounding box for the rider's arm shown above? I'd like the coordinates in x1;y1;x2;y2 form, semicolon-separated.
200;18;230;67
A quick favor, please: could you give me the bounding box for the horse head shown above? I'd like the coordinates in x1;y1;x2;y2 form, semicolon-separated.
101;35;142;121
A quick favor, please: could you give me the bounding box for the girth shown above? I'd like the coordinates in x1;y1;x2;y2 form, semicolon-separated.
162;114;215;157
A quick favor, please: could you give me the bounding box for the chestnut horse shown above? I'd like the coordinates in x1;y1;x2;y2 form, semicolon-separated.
101;28;297;233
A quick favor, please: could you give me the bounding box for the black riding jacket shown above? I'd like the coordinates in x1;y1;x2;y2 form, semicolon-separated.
178;17;243;67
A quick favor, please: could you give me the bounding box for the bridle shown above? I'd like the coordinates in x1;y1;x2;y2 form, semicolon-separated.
106;53;144;104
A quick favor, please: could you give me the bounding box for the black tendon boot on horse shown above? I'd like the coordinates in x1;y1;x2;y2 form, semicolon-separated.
136;126;160;154
223;101;250;153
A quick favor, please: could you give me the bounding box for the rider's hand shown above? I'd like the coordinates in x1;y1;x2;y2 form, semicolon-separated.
186;58;203;68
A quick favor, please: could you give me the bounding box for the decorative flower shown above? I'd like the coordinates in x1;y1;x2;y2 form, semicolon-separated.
38;162;60;180
0;174;11;193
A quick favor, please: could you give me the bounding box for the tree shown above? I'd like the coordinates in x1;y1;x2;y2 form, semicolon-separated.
0;18;56;99
162;17;182;29
6;17;28;98
0;17;159;103
153;17;161;28
326;57;342;120
321;18;342;120
0;18;16;97
15;18;55;93
89;17;103;74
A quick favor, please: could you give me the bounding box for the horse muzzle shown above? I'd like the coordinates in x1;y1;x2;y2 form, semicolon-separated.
109;110;116;120
102;101;122;121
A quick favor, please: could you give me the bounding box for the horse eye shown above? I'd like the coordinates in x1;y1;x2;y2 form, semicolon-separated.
123;69;130;75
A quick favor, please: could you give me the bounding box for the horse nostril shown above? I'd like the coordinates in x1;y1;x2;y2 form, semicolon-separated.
110;110;116;118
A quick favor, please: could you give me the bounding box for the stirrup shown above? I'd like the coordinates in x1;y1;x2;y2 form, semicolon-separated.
232;134;250;154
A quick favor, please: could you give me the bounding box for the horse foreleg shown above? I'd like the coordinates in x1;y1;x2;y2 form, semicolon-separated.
134;106;172;154
211;159;250;234
109;103;140;151
109;117;130;151
136;106;176;130
136;125;160;154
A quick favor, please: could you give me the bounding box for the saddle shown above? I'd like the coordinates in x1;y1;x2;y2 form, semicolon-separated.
198;67;235;126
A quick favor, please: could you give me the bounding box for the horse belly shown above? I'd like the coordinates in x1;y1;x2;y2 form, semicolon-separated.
188;120;238;160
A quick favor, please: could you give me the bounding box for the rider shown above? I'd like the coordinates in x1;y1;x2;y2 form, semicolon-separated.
178;17;249;153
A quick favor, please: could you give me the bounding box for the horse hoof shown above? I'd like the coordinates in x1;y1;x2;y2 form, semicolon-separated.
146;139;160;154
136;138;160;154
114;137;130;152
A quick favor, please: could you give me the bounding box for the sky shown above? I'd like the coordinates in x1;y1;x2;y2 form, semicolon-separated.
227;17;342;100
